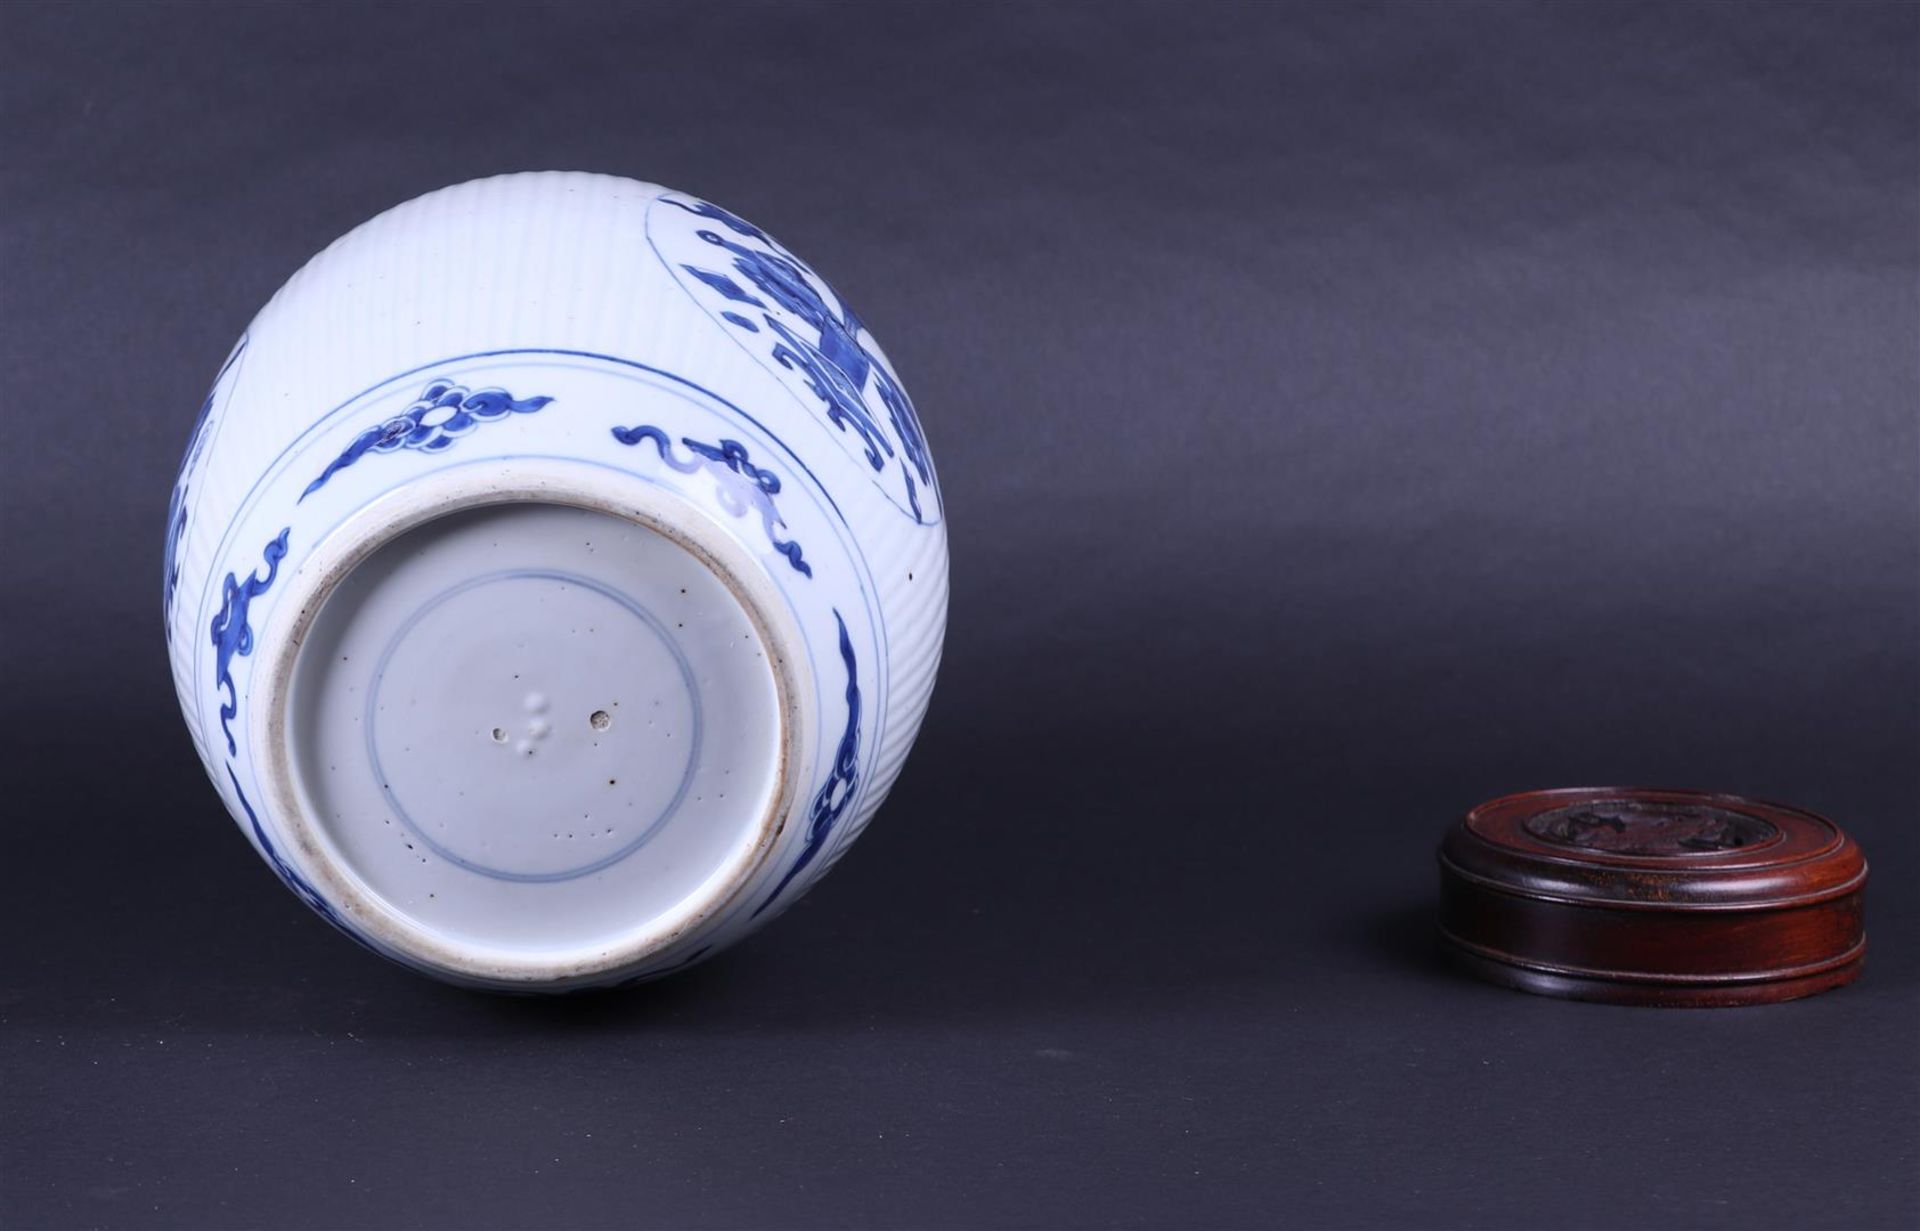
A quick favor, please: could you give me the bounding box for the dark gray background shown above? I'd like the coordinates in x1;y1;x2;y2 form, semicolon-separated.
2;2;1915;1228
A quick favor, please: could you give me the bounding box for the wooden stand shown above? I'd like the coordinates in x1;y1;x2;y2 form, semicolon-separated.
1438;788;1867;1007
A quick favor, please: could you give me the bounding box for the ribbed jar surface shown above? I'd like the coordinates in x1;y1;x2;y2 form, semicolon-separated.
164;172;948;987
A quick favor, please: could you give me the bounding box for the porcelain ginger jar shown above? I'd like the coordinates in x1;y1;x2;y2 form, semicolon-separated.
163;172;948;990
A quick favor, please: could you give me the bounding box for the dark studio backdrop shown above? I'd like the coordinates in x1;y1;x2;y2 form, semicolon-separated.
1;2;1915;1228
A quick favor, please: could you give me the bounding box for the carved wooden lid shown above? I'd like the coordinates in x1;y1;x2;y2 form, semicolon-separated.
1437;788;1867;1006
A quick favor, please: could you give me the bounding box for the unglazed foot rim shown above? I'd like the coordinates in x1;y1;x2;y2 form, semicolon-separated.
250;459;810;986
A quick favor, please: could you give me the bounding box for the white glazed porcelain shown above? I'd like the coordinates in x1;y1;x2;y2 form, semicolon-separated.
163;173;948;990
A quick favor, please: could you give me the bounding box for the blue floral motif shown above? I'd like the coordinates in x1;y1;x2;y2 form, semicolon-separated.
660;196;938;523
301;378;553;500
754;610;860;917
611;424;812;578
210;528;290;755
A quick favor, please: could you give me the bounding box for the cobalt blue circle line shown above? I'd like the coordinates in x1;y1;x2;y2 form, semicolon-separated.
363;567;706;883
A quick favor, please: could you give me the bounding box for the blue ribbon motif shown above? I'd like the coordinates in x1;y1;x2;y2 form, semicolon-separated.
611;424;812;578
210;528;290;755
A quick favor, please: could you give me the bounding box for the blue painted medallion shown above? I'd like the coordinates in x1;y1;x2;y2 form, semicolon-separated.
648;193;940;524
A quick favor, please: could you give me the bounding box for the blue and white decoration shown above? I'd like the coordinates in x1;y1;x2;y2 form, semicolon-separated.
301;378;553;500
649;193;941;524
755;609;860;917
209;527;289;755
228;766;358;940
163;173;947;992
611;424;812;577
164;391;212;618
164;335;248;621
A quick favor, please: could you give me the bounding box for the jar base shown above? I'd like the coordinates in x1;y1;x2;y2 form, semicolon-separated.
257;484;802;988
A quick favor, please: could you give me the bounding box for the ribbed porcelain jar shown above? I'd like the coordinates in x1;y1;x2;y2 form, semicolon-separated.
163;172;948;990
